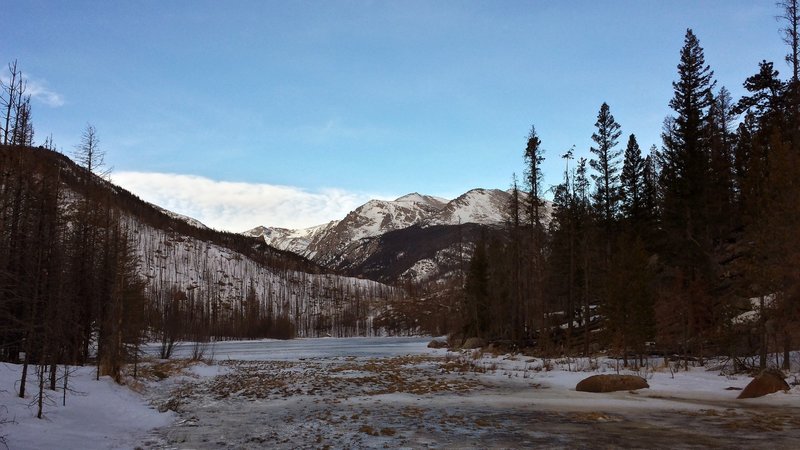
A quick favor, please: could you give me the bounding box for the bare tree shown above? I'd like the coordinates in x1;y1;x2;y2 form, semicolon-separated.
779;0;800;82
11;97;33;146
74;124;110;177
1;60;25;145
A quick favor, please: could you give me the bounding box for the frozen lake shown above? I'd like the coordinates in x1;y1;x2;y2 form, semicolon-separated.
147;336;436;361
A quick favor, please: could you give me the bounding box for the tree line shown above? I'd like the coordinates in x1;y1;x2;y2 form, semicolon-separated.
459;1;800;370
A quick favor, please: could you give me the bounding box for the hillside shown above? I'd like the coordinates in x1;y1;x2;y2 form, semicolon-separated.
0;145;402;342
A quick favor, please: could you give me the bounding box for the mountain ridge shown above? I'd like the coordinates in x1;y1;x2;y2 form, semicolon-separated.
246;188;510;257
245;188;513;283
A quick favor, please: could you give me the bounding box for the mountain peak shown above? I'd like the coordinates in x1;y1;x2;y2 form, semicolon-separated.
249;187;510;257
394;192;449;206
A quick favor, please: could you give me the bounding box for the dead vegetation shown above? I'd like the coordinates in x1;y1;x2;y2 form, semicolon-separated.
686;409;800;433
154;354;484;415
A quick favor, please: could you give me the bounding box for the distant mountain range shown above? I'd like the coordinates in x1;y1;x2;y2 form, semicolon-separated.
246;188;513;284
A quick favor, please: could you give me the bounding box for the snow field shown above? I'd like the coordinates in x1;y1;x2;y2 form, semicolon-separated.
0;363;174;450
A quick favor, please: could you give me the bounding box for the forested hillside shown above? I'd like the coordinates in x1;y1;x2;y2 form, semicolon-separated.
0;144;402;388
455;9;800;371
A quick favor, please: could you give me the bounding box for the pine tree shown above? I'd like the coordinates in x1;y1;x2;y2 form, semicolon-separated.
506;174;524;341
707;87;737;239
524;125;546;230
656;29;718;358
642;150;658;213
659;29;716;270
589;102;623;232
603;235;654;367
523;125;547;340
463;237;489;339
620;134;646;229
547;151;578;351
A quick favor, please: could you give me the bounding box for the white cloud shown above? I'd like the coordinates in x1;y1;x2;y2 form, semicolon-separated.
111;171;381;232
26;79;64;107
1;74;64;107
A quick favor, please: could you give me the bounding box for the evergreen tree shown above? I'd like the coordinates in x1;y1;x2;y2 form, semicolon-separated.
524;125;546;230
640;149;660;242
736;61;784;121
547;151;578;350
620;134;646;228
657;29;718;357
523;125;547;339
603;235;654;367
589;102;623;232
463;237;489;339
707;87;737;239
505;174;524;341
659;28;716;270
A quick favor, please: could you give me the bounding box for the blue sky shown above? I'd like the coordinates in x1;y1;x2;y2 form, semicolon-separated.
3;1;789;230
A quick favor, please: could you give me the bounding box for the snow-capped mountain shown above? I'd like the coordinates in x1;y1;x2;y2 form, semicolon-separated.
245;188;512;283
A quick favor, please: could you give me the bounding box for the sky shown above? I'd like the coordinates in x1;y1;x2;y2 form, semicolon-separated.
2;0;789;231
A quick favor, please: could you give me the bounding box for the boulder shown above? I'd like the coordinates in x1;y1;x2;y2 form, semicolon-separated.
737;369;790;399
576;374;649;393
427;339;448;349
461;337;486;349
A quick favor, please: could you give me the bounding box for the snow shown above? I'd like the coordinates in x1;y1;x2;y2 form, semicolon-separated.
124;213;399;337
402;258;439;282
733;294;778;324
394;192;449;210
0;363;174;450
248;188;514;261
152;204;209;229
5;340;799;449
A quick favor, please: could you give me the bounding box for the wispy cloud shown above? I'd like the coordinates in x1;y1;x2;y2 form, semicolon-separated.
291;118;388;144
111;171;382;232
26;79;64;107
1;74;65;107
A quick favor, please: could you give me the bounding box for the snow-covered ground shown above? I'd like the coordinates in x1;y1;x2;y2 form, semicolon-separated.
3;338;800;449
0;364;173;449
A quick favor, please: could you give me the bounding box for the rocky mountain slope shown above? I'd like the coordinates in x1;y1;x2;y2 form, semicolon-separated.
246;189;514;283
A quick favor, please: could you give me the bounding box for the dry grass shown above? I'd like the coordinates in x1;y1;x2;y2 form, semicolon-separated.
684;409;800;433
133;358;196;382
568;411;620;422
358;425;378;436
155;354;484;414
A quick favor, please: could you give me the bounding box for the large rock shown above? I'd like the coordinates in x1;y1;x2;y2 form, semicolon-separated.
461;337;486;349
427;339;448;349
576;374;649;393
738;369;790;399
